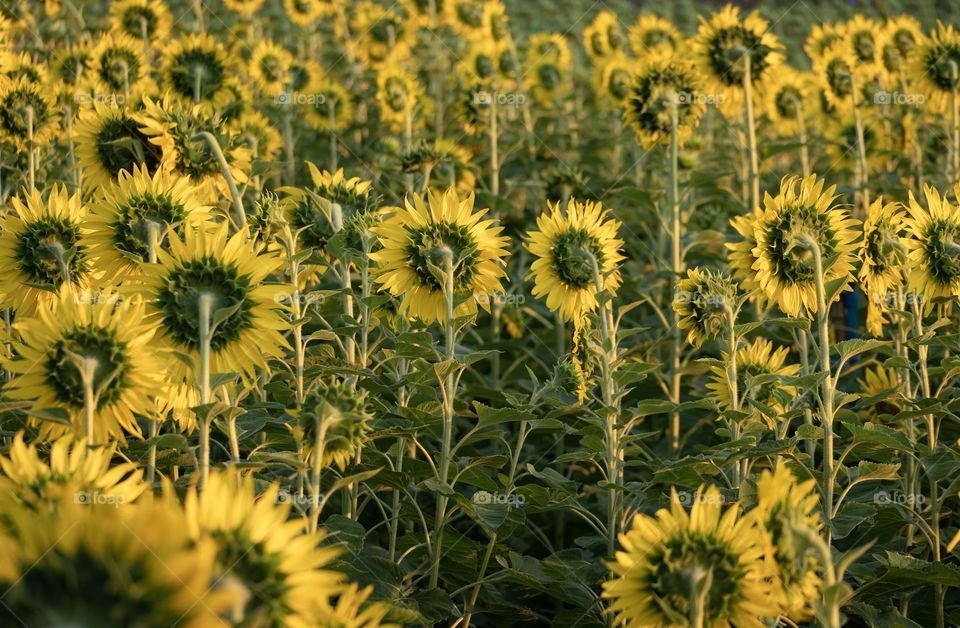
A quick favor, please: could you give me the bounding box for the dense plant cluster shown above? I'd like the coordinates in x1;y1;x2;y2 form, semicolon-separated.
1;0;960;626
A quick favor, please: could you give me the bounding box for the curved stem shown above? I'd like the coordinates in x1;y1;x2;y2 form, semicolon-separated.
191;132;246;231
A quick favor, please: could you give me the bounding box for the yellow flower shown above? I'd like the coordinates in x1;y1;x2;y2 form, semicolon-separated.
376;62;420;131
304;78;354;133
285;0;333;27
593;53;633;109
0;186;96;315
525;199;624;323
904;184;960;301
401;138;477;194
109;0;172;44
444;0;485;39
4;287;167;442
813;41;861;115
223;0;265;19
691;5;783;116
749;175;859;317
88;32;152;97
0;495;237;627
525;56;572;109
752;461;823;621
86;164;212;281
371;187;510;324
583;10;627;64
707;338;799;429
0;75;58;150
528;33;573;72
856;366;902;423
232;110;283;161
760;66;810;137
878;16;923;81
805;21;843;60
184;469;366;625
160;34;234;109
623;55;705;147
673;267;738;348
910;21;960;114
296;379;373;470
860;197;907;336
842;14;882;68
249;39;293;97
349;1;414;67
603;485;778;627
74;99;164;191
628;14;680;59
0;431;147;509
135;223;290;382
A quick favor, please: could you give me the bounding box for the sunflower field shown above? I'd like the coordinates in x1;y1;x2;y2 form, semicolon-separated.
8;0;960;626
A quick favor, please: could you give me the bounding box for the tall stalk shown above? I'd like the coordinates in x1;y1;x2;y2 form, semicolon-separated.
428;249;456;589
668;94;682;452
742;53;760;212
197;293;214;487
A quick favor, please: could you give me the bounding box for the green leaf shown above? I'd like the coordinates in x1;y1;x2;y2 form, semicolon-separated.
28;407;72;425
328;467;382;494
844;422;915;453
833;338;892;362
473;401;535;428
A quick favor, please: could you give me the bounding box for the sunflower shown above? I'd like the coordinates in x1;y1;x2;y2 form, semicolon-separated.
0;186;95;315
525;56;571;109
542;163;590;204
707;338;799;429
853;366;902;424
0;431;147;510
525;198;624;323
137;96;252;201
904;184;960;301
371;187;510;324
87;165;212;281
594;53;633;109
401;139;477;194
0;51;49;85
250;40;293;98
89;32;151;98
458;39;510;86
0;495;236;627
910;22;960;114
223;0;265;19
628;14;680;59
478;0;510;44
288;164;379;254
74;100;164;191
136;223;289;382
233;111;283;161
583;10;626;64
0;75;59;150
860;197;907;336
454;80;487;136
752;461;822;621
376;62;420;131
52;43;92;93
109;0;172;44
444;0;485;39
349;1;413;68
805;22;843;61
749;175;859;317
879;16;922;81
673;267;738;348
284;0;333;27
691;5;783;115
761;66;809;137
623;56;705;147
184;469;360;626
813;41;861;115
160;34;233;109
304;79;354;133
528;33;573;72
842;15;882;68
603;485;777;627
5;287;167;442
296;379;373;470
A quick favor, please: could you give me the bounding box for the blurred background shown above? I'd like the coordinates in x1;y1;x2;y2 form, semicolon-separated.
508;0;956;64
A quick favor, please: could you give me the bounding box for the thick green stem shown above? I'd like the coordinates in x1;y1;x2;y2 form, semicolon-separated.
191;132;246;231
489;98;499;197
80;357;98;444
668;94;682;452
198;293;213;487
743;54;759;212
429;250;456;589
